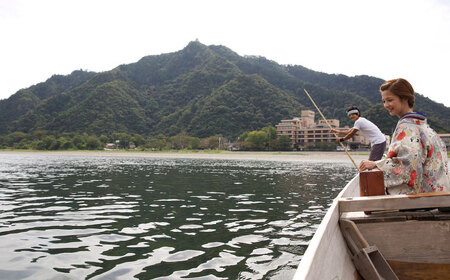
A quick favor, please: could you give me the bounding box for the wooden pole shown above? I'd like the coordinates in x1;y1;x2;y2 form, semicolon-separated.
303;88;360;171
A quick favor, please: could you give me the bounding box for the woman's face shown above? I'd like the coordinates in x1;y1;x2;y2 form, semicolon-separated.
381;90;411;118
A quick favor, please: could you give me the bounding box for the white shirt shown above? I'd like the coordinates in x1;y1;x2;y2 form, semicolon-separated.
353;117;386;145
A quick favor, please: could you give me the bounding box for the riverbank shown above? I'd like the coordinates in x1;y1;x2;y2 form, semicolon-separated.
0;150;369;163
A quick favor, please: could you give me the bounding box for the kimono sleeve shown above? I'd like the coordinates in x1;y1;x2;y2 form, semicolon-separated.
376;124;424;190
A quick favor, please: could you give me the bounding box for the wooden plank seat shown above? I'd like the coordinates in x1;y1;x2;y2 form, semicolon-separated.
342;208;450;224
339;192;450;213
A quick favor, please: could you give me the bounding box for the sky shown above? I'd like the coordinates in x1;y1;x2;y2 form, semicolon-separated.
1;0;449;107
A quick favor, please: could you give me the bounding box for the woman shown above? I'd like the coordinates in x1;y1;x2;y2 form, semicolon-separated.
360;78;449;194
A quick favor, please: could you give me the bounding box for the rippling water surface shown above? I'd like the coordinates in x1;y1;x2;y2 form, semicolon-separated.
0;153;356;279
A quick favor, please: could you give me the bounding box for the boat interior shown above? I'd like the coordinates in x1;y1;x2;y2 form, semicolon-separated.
339;192;450;280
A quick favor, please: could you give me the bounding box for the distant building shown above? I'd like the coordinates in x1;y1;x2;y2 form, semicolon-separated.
104;143;117;150
439;134;450;150
276;110;371;150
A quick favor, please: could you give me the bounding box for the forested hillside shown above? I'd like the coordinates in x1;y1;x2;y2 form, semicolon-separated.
1;40;449;140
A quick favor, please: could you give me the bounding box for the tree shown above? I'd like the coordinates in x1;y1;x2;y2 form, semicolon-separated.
149;134;169;150
33;130;47;140
8;132;29;145
49;137;62;150
59;137;73;150
37;135;57;150
13;139;31;149
245;131;267;150
132;134;147;148
86;136;102;150
237;131;249;142
72;135;86;149
262;126;277;150
111;133;132;149
277;135;292;151
201;136;221;149
99;134;109;144
169;135;193;149
188;137;201;149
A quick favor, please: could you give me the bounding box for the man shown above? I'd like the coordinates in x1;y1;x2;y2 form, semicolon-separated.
331;106;386;160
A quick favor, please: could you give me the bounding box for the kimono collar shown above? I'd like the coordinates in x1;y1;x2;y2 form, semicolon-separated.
399;112;426;121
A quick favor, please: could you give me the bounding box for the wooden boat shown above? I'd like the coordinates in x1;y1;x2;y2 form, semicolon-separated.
292;174;450;280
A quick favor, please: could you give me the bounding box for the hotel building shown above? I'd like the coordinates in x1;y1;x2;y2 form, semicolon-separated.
439;134;450;150
276;110;370;150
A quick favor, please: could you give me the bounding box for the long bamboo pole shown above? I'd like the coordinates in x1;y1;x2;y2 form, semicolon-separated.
303;88;360;171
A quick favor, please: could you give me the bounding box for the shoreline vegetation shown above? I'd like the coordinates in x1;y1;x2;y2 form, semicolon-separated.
0;149;371;163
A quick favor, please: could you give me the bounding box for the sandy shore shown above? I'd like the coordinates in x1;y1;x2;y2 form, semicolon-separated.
0;150;369;164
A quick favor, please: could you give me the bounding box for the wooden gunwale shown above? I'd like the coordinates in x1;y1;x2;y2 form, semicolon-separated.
293;174;360;279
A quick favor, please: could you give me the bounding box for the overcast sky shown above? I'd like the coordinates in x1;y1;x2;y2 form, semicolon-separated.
1;0;449;107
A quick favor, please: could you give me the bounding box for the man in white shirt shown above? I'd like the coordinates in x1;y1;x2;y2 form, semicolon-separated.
331;106;386;160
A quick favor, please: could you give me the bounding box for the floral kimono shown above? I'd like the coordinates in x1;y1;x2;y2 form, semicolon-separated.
376;112;450;194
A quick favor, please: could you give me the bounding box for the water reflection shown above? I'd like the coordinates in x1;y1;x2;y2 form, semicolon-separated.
0;153;355;279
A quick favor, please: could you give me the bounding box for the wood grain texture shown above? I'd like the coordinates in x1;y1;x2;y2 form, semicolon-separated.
357;220;450;263
339;192;450;213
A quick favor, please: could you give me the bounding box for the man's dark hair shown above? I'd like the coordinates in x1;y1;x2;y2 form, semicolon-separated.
346;106;360;116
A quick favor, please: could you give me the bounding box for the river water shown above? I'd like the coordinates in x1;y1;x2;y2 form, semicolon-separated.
0;153;356;279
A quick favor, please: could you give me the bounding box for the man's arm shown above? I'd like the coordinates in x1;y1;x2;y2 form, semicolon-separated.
332;128;358;142
330;128;353;135
341;128;358;141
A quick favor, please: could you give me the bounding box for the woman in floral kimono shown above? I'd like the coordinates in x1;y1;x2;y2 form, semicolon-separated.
360;78;449;194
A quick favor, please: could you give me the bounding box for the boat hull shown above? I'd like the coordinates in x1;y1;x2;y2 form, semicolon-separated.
293;175;360;279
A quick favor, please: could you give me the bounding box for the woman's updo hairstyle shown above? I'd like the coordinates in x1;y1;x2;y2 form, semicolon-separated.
380;78;415;108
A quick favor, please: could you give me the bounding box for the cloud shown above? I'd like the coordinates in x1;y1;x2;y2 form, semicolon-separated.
0;0;449;106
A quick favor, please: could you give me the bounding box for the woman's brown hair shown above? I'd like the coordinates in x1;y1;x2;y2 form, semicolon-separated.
380;78;415;108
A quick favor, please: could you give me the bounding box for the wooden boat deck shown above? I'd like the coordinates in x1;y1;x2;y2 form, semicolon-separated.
343;208;450;279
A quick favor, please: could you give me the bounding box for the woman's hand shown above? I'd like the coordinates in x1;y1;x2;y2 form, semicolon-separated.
360;160;378;171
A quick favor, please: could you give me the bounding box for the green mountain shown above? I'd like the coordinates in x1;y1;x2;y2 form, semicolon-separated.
1;41;449;138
